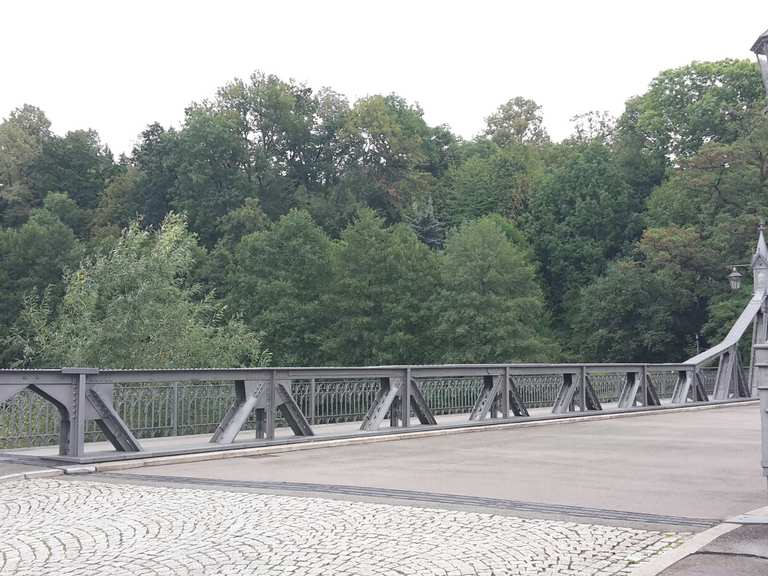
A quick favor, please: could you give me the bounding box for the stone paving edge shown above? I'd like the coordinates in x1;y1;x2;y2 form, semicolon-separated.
629;503;768;575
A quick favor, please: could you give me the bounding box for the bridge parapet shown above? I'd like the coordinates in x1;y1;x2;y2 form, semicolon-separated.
0;362;743;463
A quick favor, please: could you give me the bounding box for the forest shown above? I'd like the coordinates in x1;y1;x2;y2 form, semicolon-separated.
0;59;766;369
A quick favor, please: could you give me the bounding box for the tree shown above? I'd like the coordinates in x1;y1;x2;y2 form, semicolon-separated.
0;208;80;365
568;111;615;145
131;123;177;227
618;59;764;161
439;143;538;227
321;210;440;364
436;215;556;363
215;197;269;247
570;260;696;362
42;191;90;237
12;214;267;368
169;105;258;245
91;167;144;238
341;94;435;221
570;225;724;362
646;116;768;235
484;97;549;146
230;210;332;365
0;105;51;225
525;141;638;316
27;129;116;210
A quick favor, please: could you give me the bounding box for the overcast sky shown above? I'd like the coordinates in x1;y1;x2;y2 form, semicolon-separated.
1;1;765;155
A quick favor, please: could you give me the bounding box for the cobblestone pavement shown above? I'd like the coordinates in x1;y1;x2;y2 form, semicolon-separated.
0;479;689;576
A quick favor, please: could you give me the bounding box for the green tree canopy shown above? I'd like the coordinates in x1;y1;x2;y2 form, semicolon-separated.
0;207;80;365
618;59;764;161
12;214;267;368
525;141;638;316
27;129;116;211
230;209;332;366
0;105;52;225
436;215;556;362
570;260;696;362
321;209;440;365
484;97;549;146
440;143;538;227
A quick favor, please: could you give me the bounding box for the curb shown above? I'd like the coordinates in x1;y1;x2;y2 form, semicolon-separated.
631;523;740;576
0;468;66;482
631;503;768;575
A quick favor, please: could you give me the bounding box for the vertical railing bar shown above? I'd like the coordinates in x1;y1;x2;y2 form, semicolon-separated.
265;370;276;440
502;366;510;418
402;368;411;428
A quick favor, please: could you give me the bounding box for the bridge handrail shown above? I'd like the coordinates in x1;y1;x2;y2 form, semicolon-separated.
685;295;765;368
0;362;716;461
0;362;695;385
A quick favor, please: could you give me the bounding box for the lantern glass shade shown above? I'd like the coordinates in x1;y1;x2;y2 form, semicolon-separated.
728;267;743;291
752;30;768;97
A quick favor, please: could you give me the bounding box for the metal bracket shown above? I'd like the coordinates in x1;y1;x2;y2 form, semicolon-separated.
211;379;313;444
552;373;602;414
617;372;661;408
360;376;437;431
469;374;529;421
671;370;709;404
713;347;742;399
85;387;142;452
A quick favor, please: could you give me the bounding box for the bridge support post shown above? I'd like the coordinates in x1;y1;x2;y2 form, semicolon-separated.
552;370;601;414
755;344;768;480
20;368;143;457
360;371;436;431
750;304;768;396
211;372;313;445
469;372;529;421
402;368;411;428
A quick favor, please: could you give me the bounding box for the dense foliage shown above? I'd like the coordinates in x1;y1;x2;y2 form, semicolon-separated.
1;59;765;368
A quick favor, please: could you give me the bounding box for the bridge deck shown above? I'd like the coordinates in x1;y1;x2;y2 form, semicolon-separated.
109;403;767;522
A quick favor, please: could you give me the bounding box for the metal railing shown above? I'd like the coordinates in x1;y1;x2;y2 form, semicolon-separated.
0;364;735;459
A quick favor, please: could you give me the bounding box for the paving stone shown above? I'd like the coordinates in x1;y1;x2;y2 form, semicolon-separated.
0;478;690;575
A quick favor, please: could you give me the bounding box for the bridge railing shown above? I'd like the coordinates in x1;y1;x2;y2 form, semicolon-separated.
0;363;738;459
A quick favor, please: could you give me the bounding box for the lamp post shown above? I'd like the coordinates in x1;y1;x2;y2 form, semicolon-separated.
751;28;768;484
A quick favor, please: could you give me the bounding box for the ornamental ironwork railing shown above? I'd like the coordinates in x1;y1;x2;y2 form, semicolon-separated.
0;364;735;460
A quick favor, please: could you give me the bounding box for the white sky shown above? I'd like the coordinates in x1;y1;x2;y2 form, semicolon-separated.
1;0;765;155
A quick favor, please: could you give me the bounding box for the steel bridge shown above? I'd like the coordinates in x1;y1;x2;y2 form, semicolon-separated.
1;233;767;473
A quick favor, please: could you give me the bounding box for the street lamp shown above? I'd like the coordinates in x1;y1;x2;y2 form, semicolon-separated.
752;29;768;105
728;266;744;290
